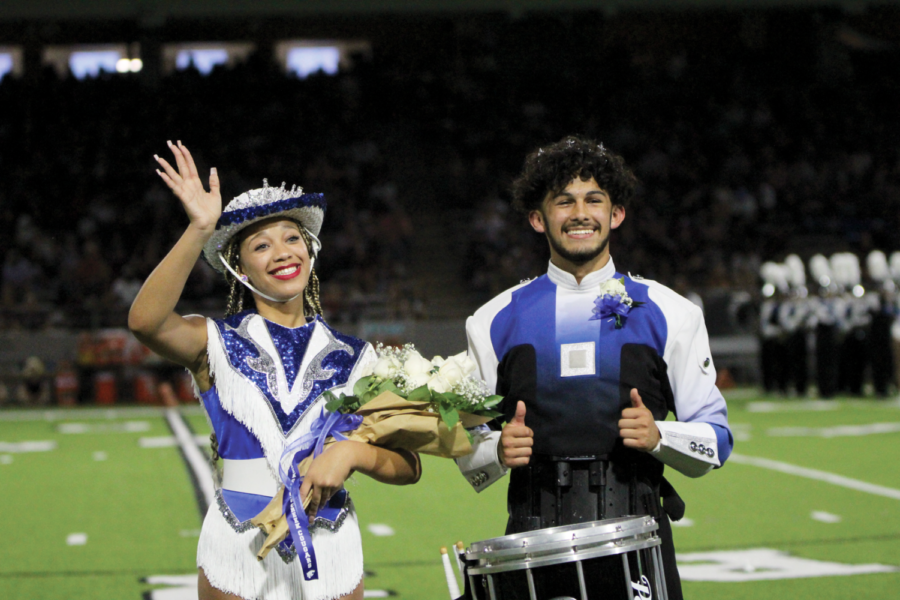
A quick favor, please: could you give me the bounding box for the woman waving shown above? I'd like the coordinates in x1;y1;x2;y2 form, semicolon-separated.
129;141;420;600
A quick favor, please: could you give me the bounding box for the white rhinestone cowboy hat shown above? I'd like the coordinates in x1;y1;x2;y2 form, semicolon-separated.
202;179;325;276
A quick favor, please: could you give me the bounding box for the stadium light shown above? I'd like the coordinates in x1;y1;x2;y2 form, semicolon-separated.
116;57;143;74
762;283;775;298
852;285;865;297
0;53;13;81
175;49;228;75
0;47;21;82
274;40;370;80
70;51;121;79
286;47;339;78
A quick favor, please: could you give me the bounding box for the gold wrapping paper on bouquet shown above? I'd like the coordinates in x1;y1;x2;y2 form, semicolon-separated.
346;390;492;457
251;391;493;559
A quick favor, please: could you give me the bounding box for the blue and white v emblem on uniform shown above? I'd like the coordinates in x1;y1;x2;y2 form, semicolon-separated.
560;342;596;377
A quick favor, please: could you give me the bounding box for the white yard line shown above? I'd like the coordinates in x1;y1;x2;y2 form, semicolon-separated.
810;511;842;523
0;405;206;422
730;453;900;501
139;434;210;448
0;440;57;452
768;422;900;437
746;398;900;413
164;408;215;509
746;400;839;413
367;524;395;536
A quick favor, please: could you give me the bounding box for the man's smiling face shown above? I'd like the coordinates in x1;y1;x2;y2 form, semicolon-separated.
528;176;625;273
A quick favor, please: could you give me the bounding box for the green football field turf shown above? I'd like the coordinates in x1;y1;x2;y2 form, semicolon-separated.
1;391;898;599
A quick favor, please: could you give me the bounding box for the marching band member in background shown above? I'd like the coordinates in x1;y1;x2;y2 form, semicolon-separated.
833;253;870;397
128;142;420;600
455;136;733;600
809;254;840;398
891;252;900;395
866;251;896;397
780;255;812;397
759;261;788;394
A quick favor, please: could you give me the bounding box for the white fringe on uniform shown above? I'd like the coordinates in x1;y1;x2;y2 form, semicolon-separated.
197;501;364;600
204;317;376;479
194;316;376;599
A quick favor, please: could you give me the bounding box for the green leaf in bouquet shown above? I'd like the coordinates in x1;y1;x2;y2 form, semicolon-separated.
432;391;455;404
407;385;433;404
353;375;376;398
360;389;379;406
375;379;405;398
480;409;503;419
438;403;459;430
482;395;503;409
323;391;345;413
438;391;463;404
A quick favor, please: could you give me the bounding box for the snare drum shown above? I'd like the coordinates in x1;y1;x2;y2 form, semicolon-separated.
465;515;667;600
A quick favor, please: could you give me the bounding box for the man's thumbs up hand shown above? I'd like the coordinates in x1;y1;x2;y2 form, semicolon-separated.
618;388;660;452
499;401;533;468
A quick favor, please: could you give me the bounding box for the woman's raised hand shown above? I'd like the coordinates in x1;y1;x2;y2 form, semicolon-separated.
155;141;221;233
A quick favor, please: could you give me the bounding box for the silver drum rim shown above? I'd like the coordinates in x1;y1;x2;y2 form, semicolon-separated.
465;515;661;575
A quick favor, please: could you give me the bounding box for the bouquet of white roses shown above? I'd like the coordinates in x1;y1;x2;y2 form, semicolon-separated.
252;344;503;559
324;344;503;434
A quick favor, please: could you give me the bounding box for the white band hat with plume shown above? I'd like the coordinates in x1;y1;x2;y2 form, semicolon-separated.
866;250;890;282
809;254;832;286
784;254;806;288
760;261;789;293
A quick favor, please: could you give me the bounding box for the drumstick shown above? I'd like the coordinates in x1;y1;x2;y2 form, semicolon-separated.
440;547;461;599
454;540;465;576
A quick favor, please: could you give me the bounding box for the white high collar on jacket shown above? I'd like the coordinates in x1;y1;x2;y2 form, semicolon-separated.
546;257;618;292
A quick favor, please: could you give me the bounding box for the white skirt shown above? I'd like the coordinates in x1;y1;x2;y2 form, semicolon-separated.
197;501;364;600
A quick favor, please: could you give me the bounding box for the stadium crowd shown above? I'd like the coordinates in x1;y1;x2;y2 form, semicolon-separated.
1;11;899;399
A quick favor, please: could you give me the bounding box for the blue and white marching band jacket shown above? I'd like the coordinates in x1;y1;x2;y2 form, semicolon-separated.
457;258;734;491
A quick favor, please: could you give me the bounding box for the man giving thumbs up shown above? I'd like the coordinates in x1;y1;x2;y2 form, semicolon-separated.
499;401;533;467
619;388;661;451
454;136;734;600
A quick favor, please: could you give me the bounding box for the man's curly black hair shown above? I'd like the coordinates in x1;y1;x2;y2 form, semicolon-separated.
510;136;638;214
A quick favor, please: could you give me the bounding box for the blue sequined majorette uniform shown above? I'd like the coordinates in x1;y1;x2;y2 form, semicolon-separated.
194;310;375;600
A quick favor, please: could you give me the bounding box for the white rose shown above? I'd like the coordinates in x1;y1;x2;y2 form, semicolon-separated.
407;372;431;389
372;357;397;379
451;351;477;376
426;374;451;394
431;355;446;368
404;352;433;378
438;360;464;387
599;278;626;297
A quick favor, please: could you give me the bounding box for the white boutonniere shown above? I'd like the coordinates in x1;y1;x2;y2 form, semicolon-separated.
590;277;644;329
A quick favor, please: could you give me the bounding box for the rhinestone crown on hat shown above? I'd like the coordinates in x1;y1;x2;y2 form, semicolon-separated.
225;179;304;212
